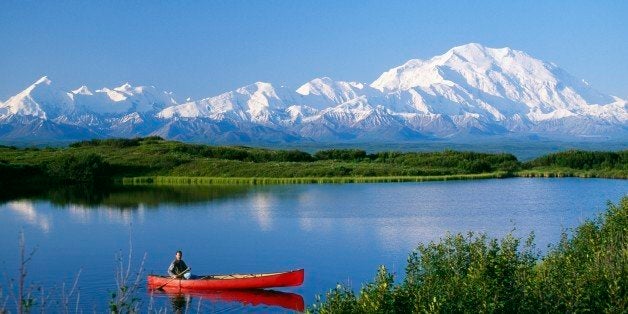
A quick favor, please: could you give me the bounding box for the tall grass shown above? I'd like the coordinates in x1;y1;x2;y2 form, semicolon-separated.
121;172;510;186
517;167;628;179
310;197;628;313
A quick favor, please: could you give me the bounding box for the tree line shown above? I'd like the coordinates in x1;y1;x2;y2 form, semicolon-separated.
0;137;625;184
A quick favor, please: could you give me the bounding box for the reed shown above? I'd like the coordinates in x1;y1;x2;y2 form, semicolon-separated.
516;168;628;179
121;172;510;186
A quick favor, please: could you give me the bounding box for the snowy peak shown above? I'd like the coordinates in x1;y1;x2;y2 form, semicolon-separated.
23;76;56;95
72;85;93;95
158;81;291;121
1;78;179;119
87;83;178;114
372;43;548;92
33;75;52;86
114;82;134;93
297;77;365;98
95;87;128;102
296;77;372;110
236;81;292;110
2;43;626;142
446;43;514;63
370;59;429;92
0;76;74;120
236;81;275;94
371;43;625;123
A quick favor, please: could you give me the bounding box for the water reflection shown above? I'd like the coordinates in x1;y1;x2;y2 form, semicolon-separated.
5;200;52;232
152;288;305;312
66;203;139;225
168;293;190;314
250;194;275;231
0;184;254;231
0;184;252;210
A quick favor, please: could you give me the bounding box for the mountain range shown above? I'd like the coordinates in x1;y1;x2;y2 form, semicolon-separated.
1;43;626;144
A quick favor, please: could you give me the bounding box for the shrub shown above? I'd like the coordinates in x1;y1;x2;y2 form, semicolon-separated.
69;137;155;148
314;149;367;161
310;197;627;313
45;153;111;182
533;198;628;312
526;150;627;170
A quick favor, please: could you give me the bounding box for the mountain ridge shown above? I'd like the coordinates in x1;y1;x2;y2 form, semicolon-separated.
1;43;626;143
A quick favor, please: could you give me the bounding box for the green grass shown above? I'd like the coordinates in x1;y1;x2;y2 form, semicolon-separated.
0;137;625;185
516;167;628;179
121;172;510;186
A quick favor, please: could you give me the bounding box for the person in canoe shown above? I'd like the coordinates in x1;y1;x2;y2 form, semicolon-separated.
168;250;191;279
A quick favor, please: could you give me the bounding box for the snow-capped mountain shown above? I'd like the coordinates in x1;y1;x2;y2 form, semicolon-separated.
371;43;625;125
1;76;75;120
73;83;177;115
1;43;626;143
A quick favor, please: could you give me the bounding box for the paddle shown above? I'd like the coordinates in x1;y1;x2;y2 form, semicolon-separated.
155;267;190;291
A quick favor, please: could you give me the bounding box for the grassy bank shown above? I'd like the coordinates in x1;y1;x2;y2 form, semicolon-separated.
310;197;628;313
0;137;625;185
121;172;510;185
517;167;628;179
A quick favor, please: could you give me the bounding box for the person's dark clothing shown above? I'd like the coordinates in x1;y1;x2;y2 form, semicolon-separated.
168;259;189;278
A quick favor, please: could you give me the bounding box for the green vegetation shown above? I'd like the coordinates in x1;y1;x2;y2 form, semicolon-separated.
310;197;628;313
519;150;628;179
0;137;625;186
122;173;508;185
526;150;627;169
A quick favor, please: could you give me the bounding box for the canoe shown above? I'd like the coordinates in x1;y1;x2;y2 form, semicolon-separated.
147;268;304;290
152;288;305;312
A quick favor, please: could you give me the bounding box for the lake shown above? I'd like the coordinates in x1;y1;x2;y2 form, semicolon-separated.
0;178;626;312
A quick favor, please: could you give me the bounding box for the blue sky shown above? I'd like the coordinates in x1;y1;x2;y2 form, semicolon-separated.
1;1;626;100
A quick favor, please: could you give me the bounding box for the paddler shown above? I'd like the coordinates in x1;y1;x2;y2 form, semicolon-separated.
168;250;191;279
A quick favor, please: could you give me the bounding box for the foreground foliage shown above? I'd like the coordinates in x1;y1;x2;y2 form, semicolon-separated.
310;197;628;313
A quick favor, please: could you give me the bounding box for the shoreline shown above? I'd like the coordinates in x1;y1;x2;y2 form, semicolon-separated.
119;170;626;186
120;172;510;185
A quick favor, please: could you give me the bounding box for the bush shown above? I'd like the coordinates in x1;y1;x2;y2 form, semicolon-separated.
464;160;492;173
526;150;627;170
69;137;163;148
314;149;367;161
45;153;111;182
275;149;313;162
533;198;627;312
310;197;628;313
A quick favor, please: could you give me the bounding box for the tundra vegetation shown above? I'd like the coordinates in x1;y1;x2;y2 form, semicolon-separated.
0;137;625;186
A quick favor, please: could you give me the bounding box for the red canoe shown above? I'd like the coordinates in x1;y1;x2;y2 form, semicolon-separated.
147;269;304;290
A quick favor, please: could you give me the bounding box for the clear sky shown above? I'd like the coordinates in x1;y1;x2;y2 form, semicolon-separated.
1;1;626;101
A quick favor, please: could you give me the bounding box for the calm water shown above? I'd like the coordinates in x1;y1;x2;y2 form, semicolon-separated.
0;178;626;312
